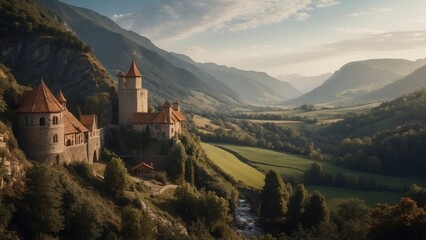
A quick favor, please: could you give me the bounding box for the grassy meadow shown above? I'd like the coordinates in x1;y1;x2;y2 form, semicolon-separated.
202;143;426;208
201;143;265;189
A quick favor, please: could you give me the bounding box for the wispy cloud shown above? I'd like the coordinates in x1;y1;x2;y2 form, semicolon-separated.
348;7;393;17
333;27;384;35
236;30;426;68
111;0;340;41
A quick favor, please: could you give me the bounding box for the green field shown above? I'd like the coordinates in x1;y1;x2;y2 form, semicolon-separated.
215;144;426;189
202;143;426;208
306;186;402;208
201;143;265;189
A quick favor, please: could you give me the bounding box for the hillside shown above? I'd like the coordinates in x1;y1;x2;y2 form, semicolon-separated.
173;53;301;104
362;64;426;101
318;89;426;176
276;73;332;93
283;59;426;107
0;0;115;109
41;0;243;111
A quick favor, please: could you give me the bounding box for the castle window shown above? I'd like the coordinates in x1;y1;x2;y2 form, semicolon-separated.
66;139;72;146
25;117;28;127
53;134;58;143
53;116;59;125
39;117;46;126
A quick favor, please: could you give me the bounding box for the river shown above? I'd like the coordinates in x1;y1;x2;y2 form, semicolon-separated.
233;197;263;238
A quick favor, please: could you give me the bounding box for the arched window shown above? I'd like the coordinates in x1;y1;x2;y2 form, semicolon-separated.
66;139;72;146
39;117;45;126
53;134;58;143
53;116;59;125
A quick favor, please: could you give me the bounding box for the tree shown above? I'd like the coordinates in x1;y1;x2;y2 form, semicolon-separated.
302;192;329;229
104;157;129;195
24;163;64;238
259;170;288;221
166;144;187;183
71;198;103;240
369;198;426;239
333;198;371;240
122;206;154;240
303;162;323;184
287;184;308;230
0;195;17;239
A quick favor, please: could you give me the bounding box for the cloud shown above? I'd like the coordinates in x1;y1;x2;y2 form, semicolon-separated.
111;0;340;41
333;27;384;35
236;30;426;68
348;7;393;17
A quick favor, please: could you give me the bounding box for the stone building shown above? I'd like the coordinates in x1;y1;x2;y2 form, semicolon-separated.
16;80;101;164
118;60;186;139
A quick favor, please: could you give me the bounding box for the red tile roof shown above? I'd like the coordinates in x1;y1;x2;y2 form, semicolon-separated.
133;110;186;125
55;90;67;102
63;111;89;134
131;162;155;171
16;80;63;113
80;114;97;131
126;60;142;77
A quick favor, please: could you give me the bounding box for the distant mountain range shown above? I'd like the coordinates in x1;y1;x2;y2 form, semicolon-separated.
42;0;298;109
172;53;300;104
283;59;426;107
276;73;332;93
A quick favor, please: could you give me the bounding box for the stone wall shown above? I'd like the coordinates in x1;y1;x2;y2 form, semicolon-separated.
87;129;101;163
62;144;88;164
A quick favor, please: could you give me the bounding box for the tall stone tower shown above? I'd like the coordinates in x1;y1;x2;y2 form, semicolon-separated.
118;60;148;126
16;80;65;162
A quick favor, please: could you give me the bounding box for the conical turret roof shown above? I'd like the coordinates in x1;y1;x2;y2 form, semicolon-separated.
16;80;63;113
126;60;142;77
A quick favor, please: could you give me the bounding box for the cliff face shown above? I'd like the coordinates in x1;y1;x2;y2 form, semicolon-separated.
0;0;115;108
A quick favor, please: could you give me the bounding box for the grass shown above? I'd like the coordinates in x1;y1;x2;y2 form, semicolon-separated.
201;143;265;189
215;144;426;189
203;144;425;208
306;186;402;209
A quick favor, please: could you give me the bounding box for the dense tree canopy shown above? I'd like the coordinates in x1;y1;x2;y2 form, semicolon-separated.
104;157;129;195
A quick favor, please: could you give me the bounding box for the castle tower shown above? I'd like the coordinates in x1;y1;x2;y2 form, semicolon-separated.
16;80;65;163
118;60;148;126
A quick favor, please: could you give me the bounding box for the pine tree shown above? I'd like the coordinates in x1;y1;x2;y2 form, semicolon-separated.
25;163;64;238
287;183;308;230
303;192;329;229
104;157;129;195
259;170;288;221
166;143;187;183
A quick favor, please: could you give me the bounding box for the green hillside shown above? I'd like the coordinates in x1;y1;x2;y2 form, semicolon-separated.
0;0;115;109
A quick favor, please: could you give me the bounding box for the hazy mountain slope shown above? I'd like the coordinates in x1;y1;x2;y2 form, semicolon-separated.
276;73;332;93
283;59;425;106
0;0;115;108
362;64;426;101
172;53;300;104
42;0;242;110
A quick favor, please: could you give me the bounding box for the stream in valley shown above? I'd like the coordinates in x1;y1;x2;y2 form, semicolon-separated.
233;197;263;238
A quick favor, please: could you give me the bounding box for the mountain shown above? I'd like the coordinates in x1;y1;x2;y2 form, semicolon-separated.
283;59;426;107
276;73;332;93
0;0;115;108
172;53;300;104
361;64;426;101
41;0;243;112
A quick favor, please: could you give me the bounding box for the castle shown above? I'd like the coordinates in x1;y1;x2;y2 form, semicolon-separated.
118;60;186;139
16;80;101;164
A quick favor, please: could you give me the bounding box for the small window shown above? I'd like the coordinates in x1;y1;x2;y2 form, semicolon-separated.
53;134;58;143
66;139;72;146
39;117;45;126
53;116;59;125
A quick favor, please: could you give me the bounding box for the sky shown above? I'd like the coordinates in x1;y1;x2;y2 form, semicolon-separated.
61;0;426;77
